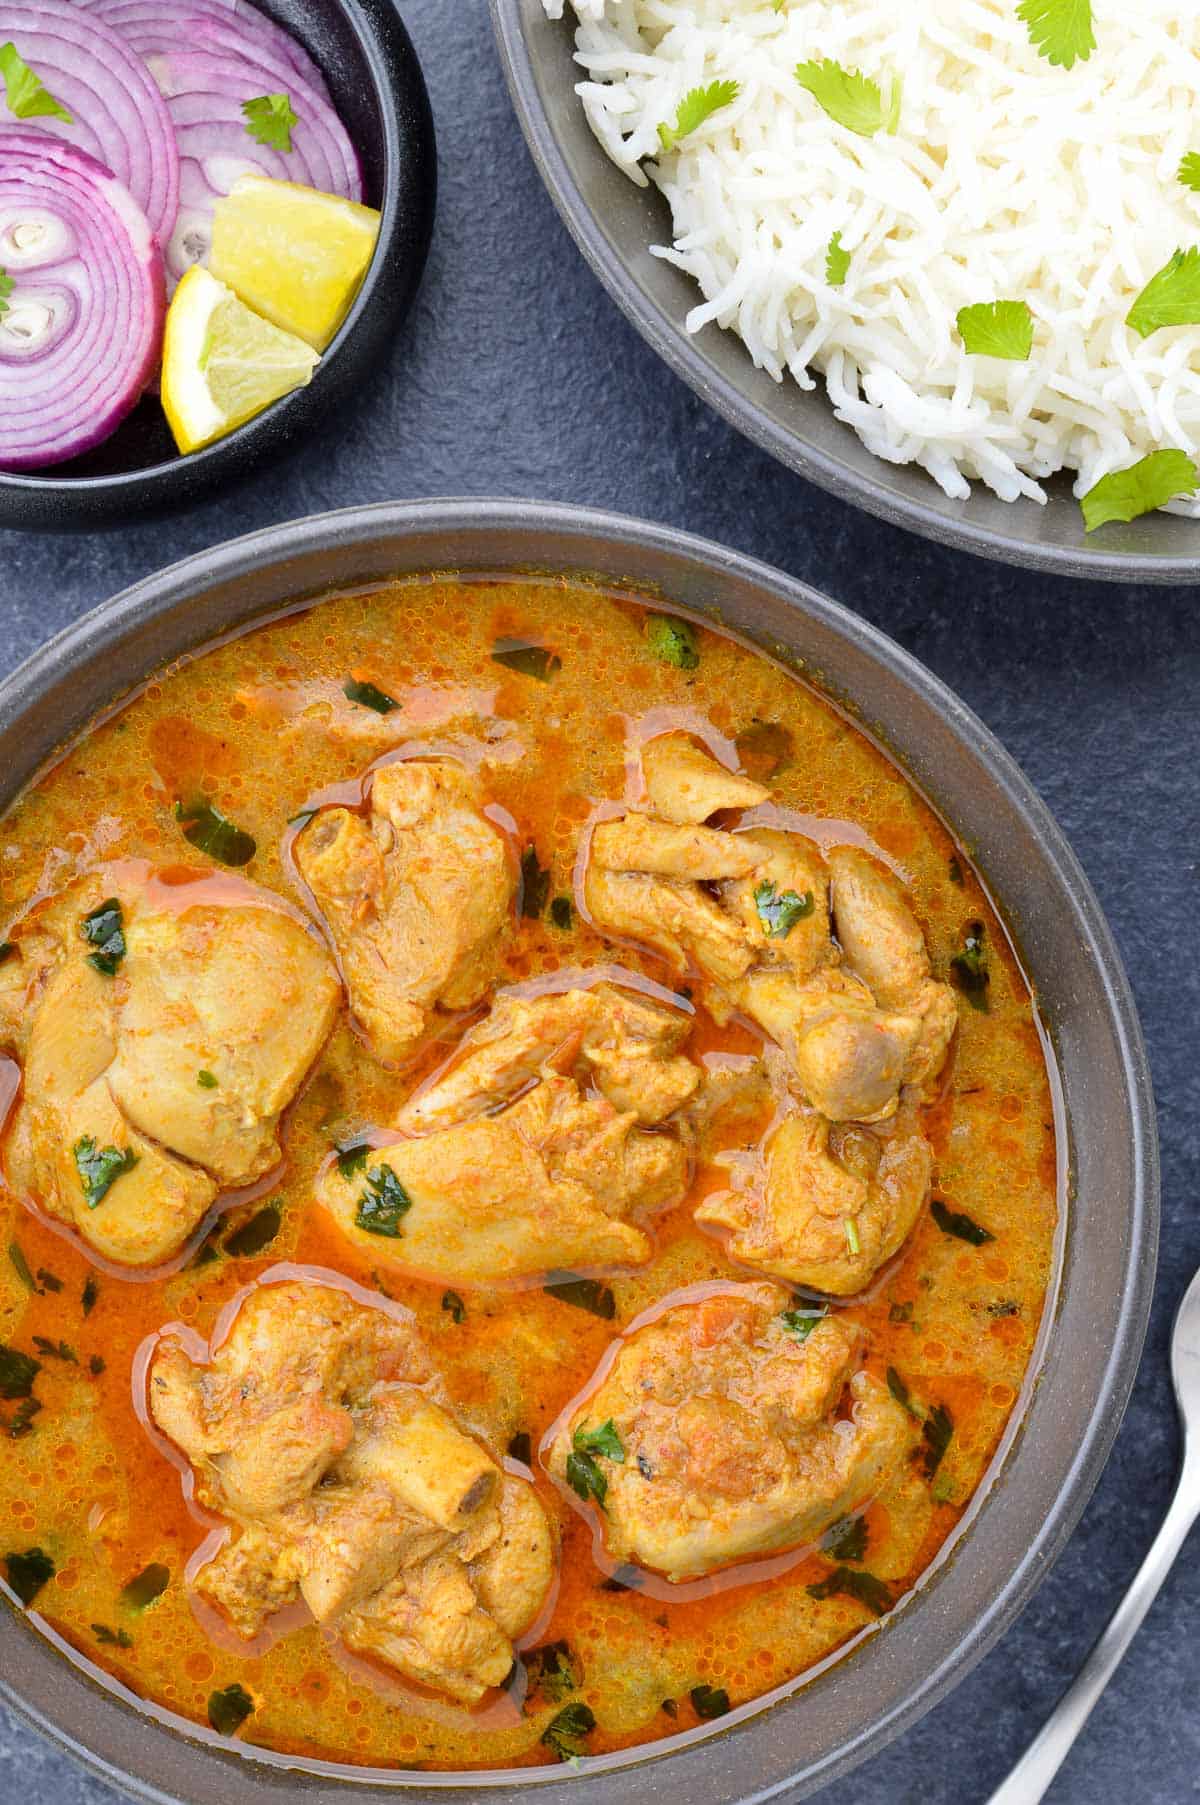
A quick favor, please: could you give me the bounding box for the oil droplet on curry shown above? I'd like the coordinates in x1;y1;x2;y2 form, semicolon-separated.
0;577;1058;1772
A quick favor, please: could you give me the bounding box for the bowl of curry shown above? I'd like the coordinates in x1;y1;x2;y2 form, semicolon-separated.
0;501;1157;1804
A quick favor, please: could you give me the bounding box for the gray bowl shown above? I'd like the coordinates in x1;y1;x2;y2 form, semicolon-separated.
490;1;1200;583
0;500;1157;1802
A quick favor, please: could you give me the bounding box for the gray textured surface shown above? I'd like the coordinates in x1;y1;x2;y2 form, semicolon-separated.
1;1;1198;1801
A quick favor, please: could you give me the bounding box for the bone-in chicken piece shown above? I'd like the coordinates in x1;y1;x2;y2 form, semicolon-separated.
696;1103;932;1296
586;736;956;1123
293;759;514;1064
148;1280;554;1703
547;1286;907;1580
397;983;699;1134
640;732;768;823
2;866;340;1267
317;1071;686;1283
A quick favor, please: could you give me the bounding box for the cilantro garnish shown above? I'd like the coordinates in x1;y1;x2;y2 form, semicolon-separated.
1016;0;1095;70
573;1419;625;1463
4;1545;55;1606
541;1700;595;1761
1180;153;1200;194
780;1305;825;1341
657;79;739;153
690;1683;730;1719
208;1680;255;1736
242;93;297;154
355;1163;412;1238
175;798;256;867
120;1563;169;1610
0;267;11;320
1080;449;1198;531
824;1514;868;1562
0;43;72;122
825;230;850;288
931;1199;995;1246
795;60;899;137
343;677;398;714
807;1565;893;1616
1127;247;1200;339
565;1448;608;1508
520;845;550;918
956;299;1034;361
80;898;126;975
754;880;813;938
72;1137;138;1210
949;918;991;1009
644;614;700;670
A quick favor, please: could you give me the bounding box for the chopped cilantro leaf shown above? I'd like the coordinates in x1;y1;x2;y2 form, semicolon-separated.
1015;0;1095;70
1180;152;1200;194
491;639;561;682
80;898;126;975
754;880;814;938
0;1345;39;1400
541;1700;595;1760
807;1566;893;1615
956;299;1034;361
120;1563;169;1610
690;1683;730;1719
1127;248;1200;339
7;1242;36;1293
543;1274;615;1318
657;79;740;153
81;1275;99;1317
520;845;550;918
507;1429;533;1465
335;1138;371;1178
441;1290;466;1323
549;894;574;930
32;1336;76;1364
565;1449;608;1508
1080;449;1198;532
223;1205;281;1258
343;677;398;714
644;614;699;671
949;918;990;1010
197;1069;218;1089
931;1198;995;1245
795;59;897;137
525;1640;579;1703
92;1623;133;1649
355;1164;412;1238
175;799;256;867
921;1403;954;1480
573;1418;625;1463
780;1305;826;1341
4;1545;54;1606
242;92;297;153
825;229;850;287
824;1514;868;1562
72;1137;138;1210
208;1680;255;1736
0;43;72;121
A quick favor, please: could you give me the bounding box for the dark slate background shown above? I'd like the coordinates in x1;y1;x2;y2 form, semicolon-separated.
2;3;1199;1801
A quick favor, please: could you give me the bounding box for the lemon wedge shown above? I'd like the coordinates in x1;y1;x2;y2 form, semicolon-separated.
161;267;320;454
209;176;381;352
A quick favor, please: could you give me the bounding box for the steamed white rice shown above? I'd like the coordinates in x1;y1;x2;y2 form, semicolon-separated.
542;0;1200;512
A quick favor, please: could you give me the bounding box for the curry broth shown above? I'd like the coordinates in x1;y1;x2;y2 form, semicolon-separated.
0;576;1059;1771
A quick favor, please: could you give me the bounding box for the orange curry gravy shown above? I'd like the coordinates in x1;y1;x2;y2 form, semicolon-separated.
0;576;1060;1772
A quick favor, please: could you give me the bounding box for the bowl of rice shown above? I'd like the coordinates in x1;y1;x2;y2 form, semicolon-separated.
491;0;1200;580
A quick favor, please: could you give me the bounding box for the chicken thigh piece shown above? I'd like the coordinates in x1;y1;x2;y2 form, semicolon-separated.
547;1286;908;1580
1;866;340;1267
696;1103;933;1296
293;759;515;1064
148;1280;554;1703
317;1073;686;1283
319;981;698;1282
586;735;956;1123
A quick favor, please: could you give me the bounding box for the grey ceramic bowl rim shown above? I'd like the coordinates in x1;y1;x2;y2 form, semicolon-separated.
0;498;1159;1804
490;2;1200;584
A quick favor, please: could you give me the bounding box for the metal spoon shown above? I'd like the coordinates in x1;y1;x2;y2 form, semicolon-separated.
988;1265;1200;1804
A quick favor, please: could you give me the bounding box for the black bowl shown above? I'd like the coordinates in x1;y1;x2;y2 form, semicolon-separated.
0;500;1158;1802
0;0;436;532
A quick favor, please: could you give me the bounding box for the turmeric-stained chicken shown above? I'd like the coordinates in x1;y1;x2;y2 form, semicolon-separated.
294;758;515;1064
0;866;339;1267
547;1285;907;1581
696;1101;933;1296
317;983;698;1281
148;1280;554;1703
586;733;956;1124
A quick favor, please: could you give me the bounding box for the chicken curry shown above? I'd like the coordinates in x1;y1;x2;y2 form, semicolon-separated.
0;575;1059;1771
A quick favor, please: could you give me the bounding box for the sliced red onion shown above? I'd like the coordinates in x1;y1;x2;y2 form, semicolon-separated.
150;49;362;284
77;0;332;103
0;129;165;470
0;2;179;246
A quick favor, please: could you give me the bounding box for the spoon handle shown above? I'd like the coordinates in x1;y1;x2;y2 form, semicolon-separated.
987;1475;1200;1805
